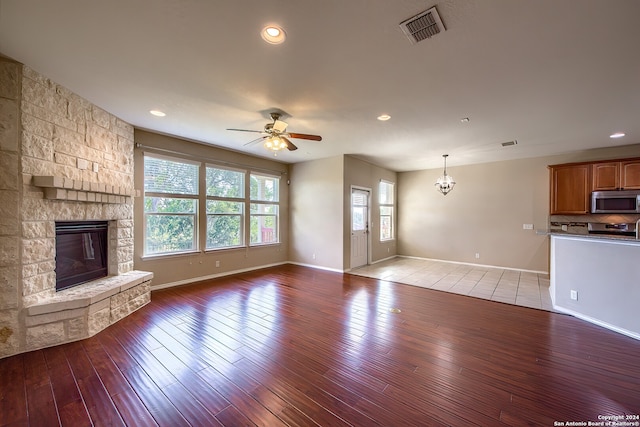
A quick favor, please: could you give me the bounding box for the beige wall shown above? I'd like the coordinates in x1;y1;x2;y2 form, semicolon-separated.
343;156;397;267
289;156;344;270
133;130;289;287
398;143;640;273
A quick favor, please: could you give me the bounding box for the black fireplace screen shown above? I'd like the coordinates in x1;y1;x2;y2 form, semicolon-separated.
55;221;108;291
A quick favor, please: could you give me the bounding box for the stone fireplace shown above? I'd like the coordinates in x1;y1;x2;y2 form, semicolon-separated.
0;57;152;358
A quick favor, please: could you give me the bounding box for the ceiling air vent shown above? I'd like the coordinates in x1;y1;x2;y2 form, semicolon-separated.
399;6;446;44
501;140;518;147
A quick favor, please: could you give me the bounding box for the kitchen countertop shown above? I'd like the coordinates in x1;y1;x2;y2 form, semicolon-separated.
538;229;640;243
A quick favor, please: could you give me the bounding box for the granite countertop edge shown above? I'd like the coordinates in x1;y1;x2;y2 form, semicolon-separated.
537;230;640;243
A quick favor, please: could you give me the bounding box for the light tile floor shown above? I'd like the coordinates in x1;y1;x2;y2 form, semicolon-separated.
350;257;554;311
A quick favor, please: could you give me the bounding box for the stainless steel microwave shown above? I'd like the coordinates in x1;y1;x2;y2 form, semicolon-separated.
591;190;640;214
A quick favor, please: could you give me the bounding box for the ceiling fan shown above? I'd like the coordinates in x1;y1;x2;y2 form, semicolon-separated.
227;112;322;152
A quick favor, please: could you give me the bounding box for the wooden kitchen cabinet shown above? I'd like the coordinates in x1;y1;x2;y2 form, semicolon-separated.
592;162;619;190
620;161;640;189
592;160;640;190
550;164;591;214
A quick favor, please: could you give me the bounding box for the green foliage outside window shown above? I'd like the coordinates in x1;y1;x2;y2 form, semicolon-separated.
144;155;199;256
144;197;197;254
206;167;245;249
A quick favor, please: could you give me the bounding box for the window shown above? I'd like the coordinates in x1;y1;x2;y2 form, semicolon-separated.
206;166;244;249
144;153;282;255
250;173;280;245
379;180;394;241
144;155;199;255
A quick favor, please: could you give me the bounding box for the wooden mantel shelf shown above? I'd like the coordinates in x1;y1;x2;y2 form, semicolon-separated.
32;175;135;204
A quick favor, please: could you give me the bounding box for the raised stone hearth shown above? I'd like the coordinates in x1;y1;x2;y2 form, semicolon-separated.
25;271;152;351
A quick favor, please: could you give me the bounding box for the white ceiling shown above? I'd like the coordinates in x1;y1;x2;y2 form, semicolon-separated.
1;0;639;171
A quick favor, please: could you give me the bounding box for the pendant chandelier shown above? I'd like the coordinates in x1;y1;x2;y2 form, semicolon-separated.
435;154;456;195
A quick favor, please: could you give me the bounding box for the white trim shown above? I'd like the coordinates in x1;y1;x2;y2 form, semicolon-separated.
151;261;288;290
398;255;548;275
287;262;345;273
552;305;640;341
371;255;398;264
350;185;372;269
151;261;345;290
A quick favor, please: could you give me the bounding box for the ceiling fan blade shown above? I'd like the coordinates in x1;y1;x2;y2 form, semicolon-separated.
288;133;322;141
243;136;266;147
273;119;288;133
281;137;298;151
227;128;263;133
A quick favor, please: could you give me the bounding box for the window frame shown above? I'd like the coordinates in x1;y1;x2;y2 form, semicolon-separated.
249;173;281;246
205;164;246;250
142;152;283;257
143;154;200;256
379;180;395;242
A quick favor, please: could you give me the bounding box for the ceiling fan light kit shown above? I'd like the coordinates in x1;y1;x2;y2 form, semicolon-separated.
435;154;456;195
264;136;288;151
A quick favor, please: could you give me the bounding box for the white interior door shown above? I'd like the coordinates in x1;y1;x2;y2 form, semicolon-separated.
350;188;369;269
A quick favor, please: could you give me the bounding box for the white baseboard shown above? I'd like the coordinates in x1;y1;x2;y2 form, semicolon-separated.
398;255;548;275
552;305;640;341
287;262;345;273
152;261;347;291
371;255;398;265
151;261;288;291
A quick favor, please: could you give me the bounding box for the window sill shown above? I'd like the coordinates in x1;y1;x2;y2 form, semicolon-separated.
141;250;200;261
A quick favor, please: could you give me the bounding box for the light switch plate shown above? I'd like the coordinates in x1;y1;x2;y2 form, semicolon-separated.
77;158;88;170
523;224;534;230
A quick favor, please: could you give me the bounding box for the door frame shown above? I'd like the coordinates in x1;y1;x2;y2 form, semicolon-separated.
350;185;372;269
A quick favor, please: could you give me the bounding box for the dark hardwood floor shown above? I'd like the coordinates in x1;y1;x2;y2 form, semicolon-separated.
2;264;639;426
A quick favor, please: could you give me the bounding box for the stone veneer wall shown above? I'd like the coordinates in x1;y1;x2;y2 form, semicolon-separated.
0;56;150;358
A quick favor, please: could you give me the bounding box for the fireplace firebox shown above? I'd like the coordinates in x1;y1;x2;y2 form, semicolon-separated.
55;221;109;291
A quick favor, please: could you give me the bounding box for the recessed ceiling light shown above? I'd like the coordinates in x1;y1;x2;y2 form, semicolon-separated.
261;25;286;44
610;132;625;138
149;110;166;117
377;114;391;121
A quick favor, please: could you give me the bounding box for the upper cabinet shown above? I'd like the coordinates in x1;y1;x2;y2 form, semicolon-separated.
593;160;640;191
620;161;640;189
592;162;619;191
549;164;590;215
550;157;640;215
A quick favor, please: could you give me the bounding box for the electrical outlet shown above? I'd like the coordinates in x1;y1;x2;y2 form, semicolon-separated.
475;253;480;259
312;253;316;260
570;290;578;301
215;260;220;268
562;225;568;231
523;224;534;230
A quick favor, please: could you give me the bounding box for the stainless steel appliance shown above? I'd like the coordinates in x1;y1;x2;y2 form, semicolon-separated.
588;222;637;237
591;190;640;214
